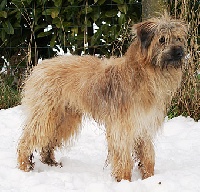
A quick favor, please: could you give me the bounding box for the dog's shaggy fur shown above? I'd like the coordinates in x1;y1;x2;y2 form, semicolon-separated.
17;14;187;181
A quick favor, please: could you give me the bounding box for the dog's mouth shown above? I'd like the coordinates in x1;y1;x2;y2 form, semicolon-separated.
161;59;183;69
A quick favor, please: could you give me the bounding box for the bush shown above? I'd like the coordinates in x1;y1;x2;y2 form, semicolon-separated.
0;76;21;109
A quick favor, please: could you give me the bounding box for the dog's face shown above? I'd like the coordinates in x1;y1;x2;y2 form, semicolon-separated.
134;16;188;69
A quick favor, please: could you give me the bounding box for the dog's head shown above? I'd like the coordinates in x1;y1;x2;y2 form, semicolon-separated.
134;14;188;69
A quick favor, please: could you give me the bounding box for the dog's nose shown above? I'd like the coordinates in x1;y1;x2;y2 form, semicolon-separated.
172;46;184;60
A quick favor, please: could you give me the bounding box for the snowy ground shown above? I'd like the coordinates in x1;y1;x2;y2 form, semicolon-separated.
0;106;200;192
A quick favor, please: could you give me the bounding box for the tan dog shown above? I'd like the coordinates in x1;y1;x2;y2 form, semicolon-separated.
17;14;187;182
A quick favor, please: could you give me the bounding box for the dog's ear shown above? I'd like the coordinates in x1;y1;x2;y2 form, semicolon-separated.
134;21;157;51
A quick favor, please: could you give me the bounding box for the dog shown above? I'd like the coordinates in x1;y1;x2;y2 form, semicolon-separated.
17;14;187;182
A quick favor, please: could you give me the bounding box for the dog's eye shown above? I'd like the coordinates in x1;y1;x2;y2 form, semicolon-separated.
159;36;165;44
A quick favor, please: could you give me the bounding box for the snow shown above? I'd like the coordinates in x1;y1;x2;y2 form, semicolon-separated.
0;106;200;192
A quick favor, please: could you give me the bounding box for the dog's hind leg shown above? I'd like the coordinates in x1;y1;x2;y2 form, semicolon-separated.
40;107;82;167
17;110;59;171
40;144;60;167
18;104;82;171
135;138;155;179
17;129;36;172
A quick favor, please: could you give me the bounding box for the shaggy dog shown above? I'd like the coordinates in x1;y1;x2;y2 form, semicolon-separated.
17;14;187;182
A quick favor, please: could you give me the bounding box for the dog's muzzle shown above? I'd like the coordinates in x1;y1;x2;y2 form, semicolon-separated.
161;46;185;69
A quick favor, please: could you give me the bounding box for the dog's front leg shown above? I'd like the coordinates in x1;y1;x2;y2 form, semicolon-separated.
106;126;133;182
135;138;155;179
112;152;133;182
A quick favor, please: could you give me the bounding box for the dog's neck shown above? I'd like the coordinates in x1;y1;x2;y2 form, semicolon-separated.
125;40;148;69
